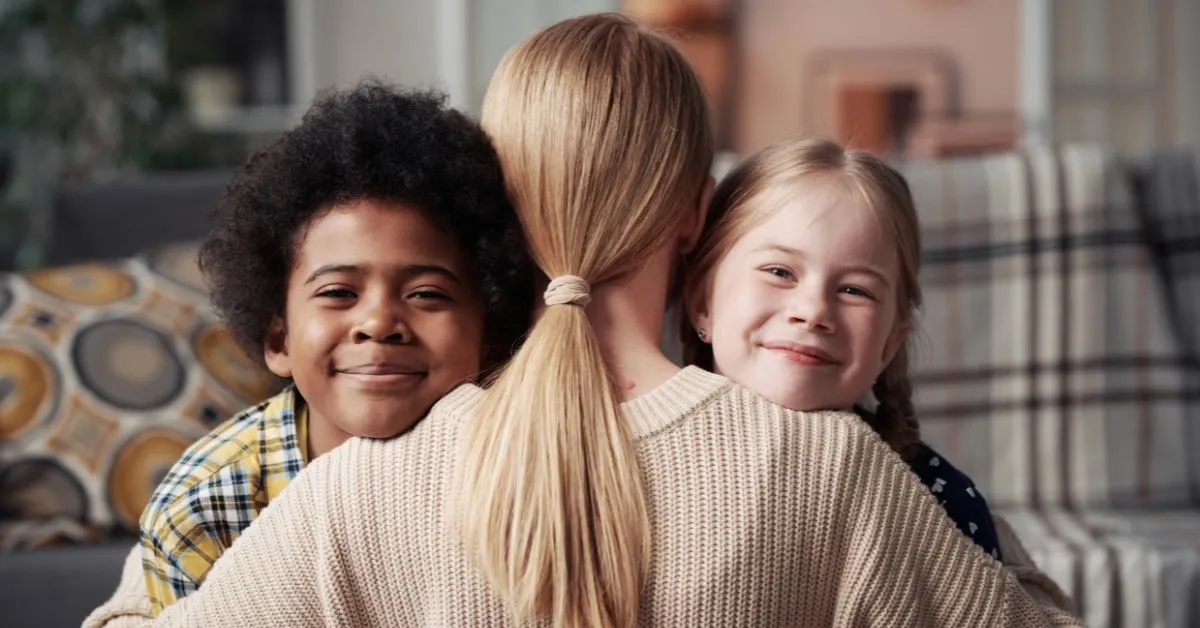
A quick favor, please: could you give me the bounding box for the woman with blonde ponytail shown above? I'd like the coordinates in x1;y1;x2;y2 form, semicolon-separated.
124;13;1082;628
455;13;712;627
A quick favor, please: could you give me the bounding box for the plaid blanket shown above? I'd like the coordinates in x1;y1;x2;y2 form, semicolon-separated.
997;506;1200;628
897;145;1200;628
1140;151;1200;368
896;145;1200;511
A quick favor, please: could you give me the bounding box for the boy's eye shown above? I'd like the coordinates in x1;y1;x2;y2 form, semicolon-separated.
409;289;450;301
316;288;356;300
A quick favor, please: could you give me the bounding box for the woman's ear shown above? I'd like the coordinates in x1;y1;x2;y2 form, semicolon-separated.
679;176;715;255
263;316;293;379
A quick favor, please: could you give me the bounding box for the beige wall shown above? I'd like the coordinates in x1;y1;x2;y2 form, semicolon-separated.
737;0;1019;152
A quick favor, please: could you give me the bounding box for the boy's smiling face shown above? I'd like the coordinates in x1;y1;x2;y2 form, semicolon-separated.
265;198;485;457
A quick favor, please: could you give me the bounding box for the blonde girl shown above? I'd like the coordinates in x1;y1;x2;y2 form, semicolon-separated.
681;137;1002;559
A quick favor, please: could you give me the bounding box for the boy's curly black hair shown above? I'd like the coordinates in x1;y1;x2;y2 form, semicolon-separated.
198;80;535;371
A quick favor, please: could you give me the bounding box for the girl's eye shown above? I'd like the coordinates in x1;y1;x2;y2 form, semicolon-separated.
840;286;876;300
316;288;355;300
762;266;794;281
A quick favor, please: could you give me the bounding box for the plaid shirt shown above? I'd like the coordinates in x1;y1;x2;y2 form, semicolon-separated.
139;386;307;614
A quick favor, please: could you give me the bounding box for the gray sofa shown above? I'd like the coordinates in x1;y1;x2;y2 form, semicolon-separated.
0;543;134;627
45;170;231;267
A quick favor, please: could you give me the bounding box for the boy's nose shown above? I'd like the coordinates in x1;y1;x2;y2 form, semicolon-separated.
352;301;411;343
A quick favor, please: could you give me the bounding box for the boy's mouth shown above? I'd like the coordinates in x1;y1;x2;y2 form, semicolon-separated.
338;363;424;375
335;363;427;385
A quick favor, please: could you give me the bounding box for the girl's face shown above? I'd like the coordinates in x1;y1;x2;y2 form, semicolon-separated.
689;180;907;411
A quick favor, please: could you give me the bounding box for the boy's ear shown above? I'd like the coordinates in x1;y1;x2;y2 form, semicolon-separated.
263;315;293;379
679;176;715;255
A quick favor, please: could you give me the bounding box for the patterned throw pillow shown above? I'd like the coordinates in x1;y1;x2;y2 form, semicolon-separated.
0;242;280;549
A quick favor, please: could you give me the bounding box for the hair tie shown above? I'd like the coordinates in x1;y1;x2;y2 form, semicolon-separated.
543;275;591;307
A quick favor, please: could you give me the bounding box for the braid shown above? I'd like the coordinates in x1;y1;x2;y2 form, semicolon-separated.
868;348;921;461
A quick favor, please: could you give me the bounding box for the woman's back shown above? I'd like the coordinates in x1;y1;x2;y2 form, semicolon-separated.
172;368;1074;627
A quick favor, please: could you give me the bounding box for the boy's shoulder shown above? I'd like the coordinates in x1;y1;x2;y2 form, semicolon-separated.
141;387;305;521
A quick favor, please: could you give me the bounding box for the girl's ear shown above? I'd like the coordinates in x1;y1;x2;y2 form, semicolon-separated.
680;176;715;255
683;278;713;345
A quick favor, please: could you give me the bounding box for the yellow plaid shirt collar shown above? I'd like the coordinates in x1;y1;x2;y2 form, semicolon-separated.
139;386;307;613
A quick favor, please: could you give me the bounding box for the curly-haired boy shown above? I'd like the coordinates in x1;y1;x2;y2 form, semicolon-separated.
137;81;535;614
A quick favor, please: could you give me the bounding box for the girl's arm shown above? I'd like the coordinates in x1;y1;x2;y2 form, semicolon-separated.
907;443;1004;559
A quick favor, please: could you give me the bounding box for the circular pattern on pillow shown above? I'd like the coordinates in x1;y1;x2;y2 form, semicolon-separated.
193;322;277;402
72;319;186;410
0;246;275;539
26;264;136;306
0;341;57;438
0;457;89;520
106;428;195;530
146;242;206;294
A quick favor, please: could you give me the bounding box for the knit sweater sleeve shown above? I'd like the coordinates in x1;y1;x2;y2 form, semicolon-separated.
144;450;341;627
819;416;1084;627
81;544;155;628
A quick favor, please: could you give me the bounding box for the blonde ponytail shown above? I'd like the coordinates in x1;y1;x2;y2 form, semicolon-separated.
461;300;646;626
457;13;713;627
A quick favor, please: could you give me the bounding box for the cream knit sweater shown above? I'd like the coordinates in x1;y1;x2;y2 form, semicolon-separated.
88;367;1083;627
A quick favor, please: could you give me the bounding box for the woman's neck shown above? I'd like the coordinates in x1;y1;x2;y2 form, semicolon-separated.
585;247;681;400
